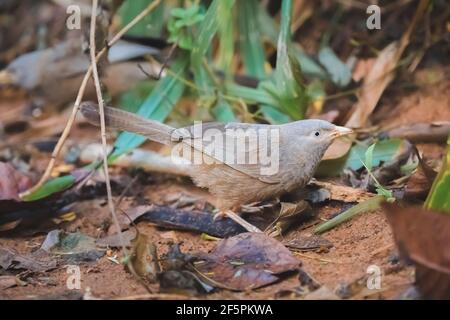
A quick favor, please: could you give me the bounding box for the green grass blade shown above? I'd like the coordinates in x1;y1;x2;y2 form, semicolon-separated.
212;98;236;122
119;0;165;37
216;0;235;74
225;83;278;106
237;0;266;79
260;105;291;124
236;0;287;124
262;0;307;120
191;0;231;91
365;143;376;171
314;195;385;234
190;0;236;121
256;2;326;79
23;175;77;201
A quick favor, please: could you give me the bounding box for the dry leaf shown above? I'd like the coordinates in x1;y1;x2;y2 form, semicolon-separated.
352;58;376;82
0;162;32;201
128;233;160;282
194;232;300;291
384;204;450;299
323;0;429;161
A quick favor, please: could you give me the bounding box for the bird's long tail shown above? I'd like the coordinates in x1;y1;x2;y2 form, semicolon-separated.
80;102;175;146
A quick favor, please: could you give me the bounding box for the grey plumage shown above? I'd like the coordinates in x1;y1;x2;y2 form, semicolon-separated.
80;102;352;211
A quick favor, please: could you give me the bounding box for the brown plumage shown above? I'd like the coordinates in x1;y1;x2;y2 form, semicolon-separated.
81;102;352;232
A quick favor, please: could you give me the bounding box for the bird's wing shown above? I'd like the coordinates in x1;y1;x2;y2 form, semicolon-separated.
175;122;282;184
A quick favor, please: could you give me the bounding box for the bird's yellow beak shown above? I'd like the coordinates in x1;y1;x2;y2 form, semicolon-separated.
0;70;15;86
330;125;353;138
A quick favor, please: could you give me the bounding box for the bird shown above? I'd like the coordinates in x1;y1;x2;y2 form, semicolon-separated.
80;102;353;232
0;40;161;107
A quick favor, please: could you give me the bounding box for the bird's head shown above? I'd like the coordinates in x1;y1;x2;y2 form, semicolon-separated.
287;119;352;141
283;119;353;164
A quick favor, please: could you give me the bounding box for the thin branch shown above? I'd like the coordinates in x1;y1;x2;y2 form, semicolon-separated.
21;0;162;197
89;0;127;256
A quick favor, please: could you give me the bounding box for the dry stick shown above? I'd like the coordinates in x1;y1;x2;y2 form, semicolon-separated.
20;0;162;197
89;0;127;256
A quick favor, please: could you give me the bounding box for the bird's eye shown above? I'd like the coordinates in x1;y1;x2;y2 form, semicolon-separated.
314;131;320;137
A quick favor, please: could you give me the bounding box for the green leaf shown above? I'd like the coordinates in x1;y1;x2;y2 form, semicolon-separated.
168;4;205;50
376;187;394;200
236;0;287;124
111;53;189;159
305;79;326;110
425;133;450;213
119;0;165;37
295;48;328;79
364;143;376;171
189;0;236;120
317;138;406;177
23;175;76;201
259;105;291;124
318;46;352;87
256;3;326;79
211;98;236;122
216;0;235;73
237;0;266;79
22;166;96;201
190;0;220;94
225;83;278;106
259;0;307;120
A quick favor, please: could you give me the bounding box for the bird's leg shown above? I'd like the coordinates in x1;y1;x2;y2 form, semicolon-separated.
241;198;280;214
217;210;262;233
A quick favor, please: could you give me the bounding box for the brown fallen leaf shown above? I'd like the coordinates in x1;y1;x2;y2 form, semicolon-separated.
324;0;429;161
322;136;354;161
0;247;56;272
128;233;160;282
383;204;450;299
324;43;399;160
404;161;437;200
0;162;32;201
352;58;376;82
194;232;300;291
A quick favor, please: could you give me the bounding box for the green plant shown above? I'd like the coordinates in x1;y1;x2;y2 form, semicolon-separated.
314;142;395;234
360;143;395;201
425;132;450;213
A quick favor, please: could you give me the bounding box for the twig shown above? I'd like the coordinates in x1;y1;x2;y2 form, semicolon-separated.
292;251;343;264
21;0;162;197
89;0;127;256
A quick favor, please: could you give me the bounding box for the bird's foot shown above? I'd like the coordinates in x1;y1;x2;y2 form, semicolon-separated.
215;210;262;233
213;211;228;221
241;199;280;213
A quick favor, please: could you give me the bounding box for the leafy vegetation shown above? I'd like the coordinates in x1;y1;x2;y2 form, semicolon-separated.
425;133;450;213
